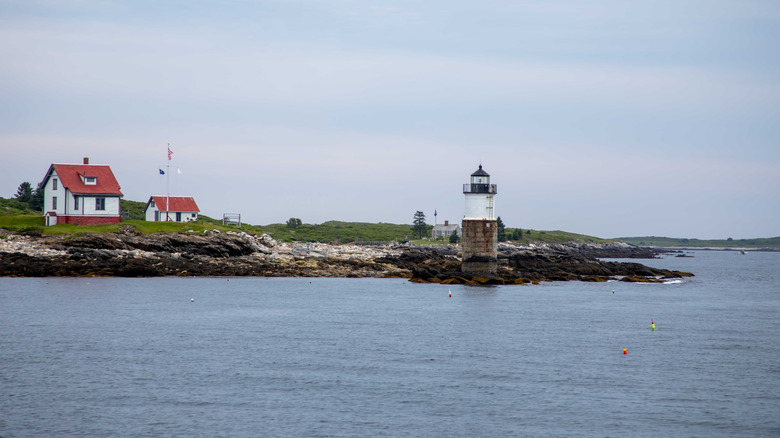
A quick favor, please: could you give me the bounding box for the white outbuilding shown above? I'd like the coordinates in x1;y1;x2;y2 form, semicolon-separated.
145;196;200;222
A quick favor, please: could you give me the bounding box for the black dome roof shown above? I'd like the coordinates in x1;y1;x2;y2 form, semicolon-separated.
471;164;489;177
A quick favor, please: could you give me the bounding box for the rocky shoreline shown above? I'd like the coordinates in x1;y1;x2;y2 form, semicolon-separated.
0;227;693;284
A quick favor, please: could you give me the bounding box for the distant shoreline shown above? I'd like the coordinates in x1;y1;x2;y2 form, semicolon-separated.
647;247;778;252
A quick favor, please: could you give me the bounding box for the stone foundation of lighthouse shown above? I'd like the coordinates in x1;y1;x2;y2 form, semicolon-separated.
461;219;498;276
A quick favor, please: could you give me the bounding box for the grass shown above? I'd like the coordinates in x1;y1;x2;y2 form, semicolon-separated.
120;199;148;220
0;211;614;245
0;213;45;233
250;221;417;243
505;228;612;244
43;218;243;236
9;203;775;249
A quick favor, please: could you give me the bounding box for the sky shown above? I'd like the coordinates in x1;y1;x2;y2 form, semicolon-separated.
1;0;778;239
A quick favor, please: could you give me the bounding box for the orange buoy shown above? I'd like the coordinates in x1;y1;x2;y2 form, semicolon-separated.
623;348;627;355
449;289;452;298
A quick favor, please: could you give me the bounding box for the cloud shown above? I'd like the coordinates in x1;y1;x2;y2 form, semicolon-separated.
2;17;777;116
1;1;778;238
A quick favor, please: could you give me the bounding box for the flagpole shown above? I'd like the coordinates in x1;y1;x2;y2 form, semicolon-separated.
166;142;170;221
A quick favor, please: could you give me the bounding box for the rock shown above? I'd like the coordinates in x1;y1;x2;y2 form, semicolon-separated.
0;231;693;283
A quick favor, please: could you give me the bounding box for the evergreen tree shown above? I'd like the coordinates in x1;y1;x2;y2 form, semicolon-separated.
496;216;507;242
412;211;427;239
449;229;460;244
286;217;302;229
29;182;44;211
14;182;32;203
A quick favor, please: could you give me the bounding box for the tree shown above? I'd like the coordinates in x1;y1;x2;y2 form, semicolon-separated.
14;182;32;203
496;216;507;242
29;182;44;211
511;228;522;240
286;217;302;229
449;229;460;244
412;211;427;239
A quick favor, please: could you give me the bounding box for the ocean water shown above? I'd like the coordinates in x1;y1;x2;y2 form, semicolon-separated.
1;250;778;437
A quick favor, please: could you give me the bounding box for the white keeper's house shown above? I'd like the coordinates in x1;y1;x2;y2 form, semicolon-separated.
40;157;123;226
144;196;200;222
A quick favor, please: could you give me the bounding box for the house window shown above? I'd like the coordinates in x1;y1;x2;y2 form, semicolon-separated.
52;196;57;210
191;213;196;218
95;197;105;211
84;177;96;185
53;179;58;190
74;197;79;210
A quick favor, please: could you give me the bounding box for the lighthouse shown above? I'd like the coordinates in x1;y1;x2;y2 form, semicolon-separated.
462;165;498;276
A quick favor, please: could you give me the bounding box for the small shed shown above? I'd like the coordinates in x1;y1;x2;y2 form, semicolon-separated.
145;196;200;222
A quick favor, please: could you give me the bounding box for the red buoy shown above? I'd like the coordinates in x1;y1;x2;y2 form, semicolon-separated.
623;348;627;355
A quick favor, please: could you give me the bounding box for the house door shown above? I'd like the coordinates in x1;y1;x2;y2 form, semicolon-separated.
176;212;181;222
155;211;159;222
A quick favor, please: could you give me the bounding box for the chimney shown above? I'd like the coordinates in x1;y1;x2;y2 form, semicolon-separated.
83;157;89;165
445;220;449;226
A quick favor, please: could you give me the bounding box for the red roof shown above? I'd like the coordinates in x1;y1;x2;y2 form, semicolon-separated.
47;164;123;195
150;196;200;212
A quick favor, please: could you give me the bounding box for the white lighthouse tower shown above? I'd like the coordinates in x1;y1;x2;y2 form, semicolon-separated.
462;165;498;276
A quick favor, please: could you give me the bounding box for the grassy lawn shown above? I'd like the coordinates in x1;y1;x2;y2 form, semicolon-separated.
0;214;243;236
0;213;45;234
1;212;617;246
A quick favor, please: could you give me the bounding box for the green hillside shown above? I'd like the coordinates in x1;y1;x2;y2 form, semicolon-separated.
506;228;611;244
9;194;774;248
120;199;147;220
617;236;780;249
251;221;418;243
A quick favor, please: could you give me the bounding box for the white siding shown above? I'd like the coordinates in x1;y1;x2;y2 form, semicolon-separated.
79;196;120;216
145;204;199;222
44;170;65;215
145;205;157;222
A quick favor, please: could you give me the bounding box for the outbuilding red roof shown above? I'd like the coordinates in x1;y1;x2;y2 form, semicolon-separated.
150;196;200;212
45;164;123;195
